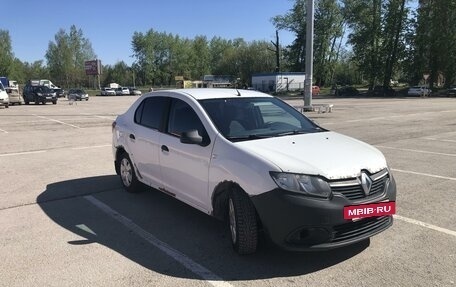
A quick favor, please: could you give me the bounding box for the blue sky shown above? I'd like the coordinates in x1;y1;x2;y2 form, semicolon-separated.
3;0;296;66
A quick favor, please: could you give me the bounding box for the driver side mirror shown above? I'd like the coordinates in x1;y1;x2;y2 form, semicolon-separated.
180;129;208;146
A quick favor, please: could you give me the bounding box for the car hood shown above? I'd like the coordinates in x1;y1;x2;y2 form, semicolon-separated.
235;131;387;180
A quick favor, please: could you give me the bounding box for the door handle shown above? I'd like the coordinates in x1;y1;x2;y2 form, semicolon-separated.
129;134;135;140
161;145;169;152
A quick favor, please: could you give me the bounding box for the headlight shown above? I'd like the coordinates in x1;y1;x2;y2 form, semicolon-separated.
270;172;331;198
37;93;42;96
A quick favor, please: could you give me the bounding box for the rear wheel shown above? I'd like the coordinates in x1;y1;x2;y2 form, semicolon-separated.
228;188;258;255
119;152;141;193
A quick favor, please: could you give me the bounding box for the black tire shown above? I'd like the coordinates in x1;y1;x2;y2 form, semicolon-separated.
118;152;141;193
25;100;29;105
228;188;258;255
52;100;57;105
5;104;9;108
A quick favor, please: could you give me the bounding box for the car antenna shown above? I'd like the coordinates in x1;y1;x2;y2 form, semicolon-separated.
236;89;241;96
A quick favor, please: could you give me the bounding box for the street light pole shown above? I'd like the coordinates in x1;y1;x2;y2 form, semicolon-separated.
304;0;314;108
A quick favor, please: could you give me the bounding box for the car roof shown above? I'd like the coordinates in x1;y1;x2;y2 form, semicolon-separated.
154;88;272;100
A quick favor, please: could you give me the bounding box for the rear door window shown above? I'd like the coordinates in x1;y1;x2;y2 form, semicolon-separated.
135;97;169;130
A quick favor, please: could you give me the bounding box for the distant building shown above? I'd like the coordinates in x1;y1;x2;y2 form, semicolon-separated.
203;75;234;88
252;72;305;93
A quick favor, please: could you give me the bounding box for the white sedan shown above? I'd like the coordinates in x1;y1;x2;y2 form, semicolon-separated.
112;88;397;254
101;88;116;96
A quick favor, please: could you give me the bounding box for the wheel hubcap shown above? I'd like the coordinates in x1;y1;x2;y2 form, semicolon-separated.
120;158;132;187
229;198;237;244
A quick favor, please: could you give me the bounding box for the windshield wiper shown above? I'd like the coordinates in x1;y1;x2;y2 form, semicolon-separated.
276;130;308;136
226;134;272;141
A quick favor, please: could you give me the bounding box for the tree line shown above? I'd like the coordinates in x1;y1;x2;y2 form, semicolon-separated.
0;1;455;90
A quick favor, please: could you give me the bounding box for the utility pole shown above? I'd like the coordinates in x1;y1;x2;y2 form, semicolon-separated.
269;30;280;72
304;0;314;108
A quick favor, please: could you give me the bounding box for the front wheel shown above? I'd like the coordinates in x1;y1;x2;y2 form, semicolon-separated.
119;152;141;193
228;189;258;255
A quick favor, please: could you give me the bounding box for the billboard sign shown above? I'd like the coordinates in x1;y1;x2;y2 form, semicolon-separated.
85;60;102;75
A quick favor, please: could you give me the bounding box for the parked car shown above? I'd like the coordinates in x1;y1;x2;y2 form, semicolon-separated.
336;86;360;97
446;85;456;97
68;88;89;101
23;84;57;105
53;88;65;98
115;87;130;96
0;81;9;108
112;88;397;254
6;87;23;105
407;86;431;97
101;87;116;96
372;85;396;97
129;87;142;96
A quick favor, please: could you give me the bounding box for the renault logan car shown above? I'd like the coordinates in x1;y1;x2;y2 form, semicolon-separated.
112;89;396;254
68;88;89;101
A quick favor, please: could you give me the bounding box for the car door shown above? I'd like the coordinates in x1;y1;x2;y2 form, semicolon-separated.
126;96;169;188
159;98;213;211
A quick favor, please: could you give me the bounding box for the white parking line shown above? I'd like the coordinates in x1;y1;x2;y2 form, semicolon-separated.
1;144;112;157
394;215;456;238
376;145;456;157
318;109;456;126
424;138;456;144
392;168;456;181
33;115;81;129
80;112;117;121
0;128;8;133
84;195;233;287
72;144;111;150
0;150;47;157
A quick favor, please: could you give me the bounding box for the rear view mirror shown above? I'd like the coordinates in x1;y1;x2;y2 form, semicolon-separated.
180;129;203;145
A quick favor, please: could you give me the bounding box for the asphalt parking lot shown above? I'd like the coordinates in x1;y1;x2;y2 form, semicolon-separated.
0;95;455;287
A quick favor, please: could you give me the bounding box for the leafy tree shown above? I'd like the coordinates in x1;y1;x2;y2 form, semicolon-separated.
409;0;456;87
272;0;307;72
45;25;96;88
22;61;50;82
272;0;344;86
0;30;14;76
342;0;410;89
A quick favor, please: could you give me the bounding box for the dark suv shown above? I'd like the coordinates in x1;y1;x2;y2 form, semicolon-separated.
23;84;57;105
447;85;456;97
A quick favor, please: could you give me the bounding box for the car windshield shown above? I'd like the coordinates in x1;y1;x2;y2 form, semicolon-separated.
199;97;325;142
36;86;51;92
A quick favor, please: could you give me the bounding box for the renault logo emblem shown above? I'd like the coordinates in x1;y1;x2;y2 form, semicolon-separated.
360;172;373;195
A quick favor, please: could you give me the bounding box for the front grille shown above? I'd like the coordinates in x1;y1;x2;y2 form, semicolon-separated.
330;169;389;200
332;216;392;243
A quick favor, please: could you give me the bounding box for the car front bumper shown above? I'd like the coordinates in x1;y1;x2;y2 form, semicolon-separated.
38;95;56;102
250;175;396;251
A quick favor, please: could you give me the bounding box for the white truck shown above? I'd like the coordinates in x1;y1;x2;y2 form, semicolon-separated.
0;81;9;108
